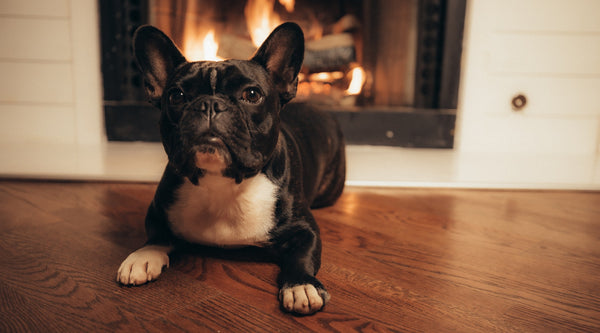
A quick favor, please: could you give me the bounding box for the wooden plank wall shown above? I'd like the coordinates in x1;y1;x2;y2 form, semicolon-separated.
457;0;600;155
0;0;103;145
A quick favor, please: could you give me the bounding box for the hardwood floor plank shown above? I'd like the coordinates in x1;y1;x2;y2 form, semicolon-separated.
0;210;219;331
0;180;598;332
0;281;75;332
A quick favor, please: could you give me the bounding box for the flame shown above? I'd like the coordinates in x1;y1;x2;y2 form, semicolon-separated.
245;0;282;47
309;71;344;82
184;29;222;62
346;67;366;95
175;0;364;104
279;0;295;12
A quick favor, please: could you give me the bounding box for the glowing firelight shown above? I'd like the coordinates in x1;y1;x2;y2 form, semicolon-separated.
245;0;282;47
346;67;366;95
279;0;295;12
244;0;296;46
184;29;222;61
177;0;364;102
309;71;344;82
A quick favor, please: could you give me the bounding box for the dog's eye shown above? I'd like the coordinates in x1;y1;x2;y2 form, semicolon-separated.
168;89;186;105
241;87;263;104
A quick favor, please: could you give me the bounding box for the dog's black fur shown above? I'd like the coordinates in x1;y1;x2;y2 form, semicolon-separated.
116;22;345;315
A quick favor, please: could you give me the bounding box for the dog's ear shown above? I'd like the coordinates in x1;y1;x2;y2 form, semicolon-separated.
133;25;187;104
251;22;304;105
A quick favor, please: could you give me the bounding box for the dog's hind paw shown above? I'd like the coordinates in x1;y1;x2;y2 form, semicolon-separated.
116;245;171;285
279;283;330;315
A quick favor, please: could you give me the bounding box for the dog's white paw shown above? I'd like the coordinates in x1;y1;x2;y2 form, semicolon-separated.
116;245;171;285
279;284;330;315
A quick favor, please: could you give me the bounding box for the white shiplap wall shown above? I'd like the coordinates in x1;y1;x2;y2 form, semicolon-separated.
456;0;600;155
0;0;103;145
0;0;598;188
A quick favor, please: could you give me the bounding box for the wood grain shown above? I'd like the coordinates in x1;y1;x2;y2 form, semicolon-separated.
0;180;599;332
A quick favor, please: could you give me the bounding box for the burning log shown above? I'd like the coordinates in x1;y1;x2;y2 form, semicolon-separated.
331;14;361;34
304;33;355;72
217;32;355;73
217;34;256;60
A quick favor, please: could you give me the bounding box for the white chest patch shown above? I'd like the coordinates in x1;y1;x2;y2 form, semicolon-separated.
167;173;278;247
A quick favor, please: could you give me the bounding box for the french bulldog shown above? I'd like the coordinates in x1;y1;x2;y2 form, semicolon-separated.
116;22;346;315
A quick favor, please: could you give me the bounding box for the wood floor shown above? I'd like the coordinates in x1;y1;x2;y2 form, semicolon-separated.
0;180;598;332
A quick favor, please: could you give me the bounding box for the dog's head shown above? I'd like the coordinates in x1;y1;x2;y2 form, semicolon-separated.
133;23;304;184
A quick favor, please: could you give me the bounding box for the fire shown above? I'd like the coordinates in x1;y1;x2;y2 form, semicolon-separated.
279;0;295;12
308;71;344;82
243;0;295;46
346;66;366;95
245;0;283;47
184;29;221;62
176;0;365;102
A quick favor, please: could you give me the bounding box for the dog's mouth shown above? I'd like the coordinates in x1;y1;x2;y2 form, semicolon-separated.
192;137;232;174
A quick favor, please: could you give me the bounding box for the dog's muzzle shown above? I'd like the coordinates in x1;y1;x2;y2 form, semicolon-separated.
193;137;231;174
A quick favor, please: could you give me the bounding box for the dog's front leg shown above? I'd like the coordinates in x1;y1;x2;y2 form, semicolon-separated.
117;189;176;286
116;244;172;285
272;209;330;315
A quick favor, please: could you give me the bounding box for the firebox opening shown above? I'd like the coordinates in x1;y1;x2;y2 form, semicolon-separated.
100;0;465;148
149;0;372;107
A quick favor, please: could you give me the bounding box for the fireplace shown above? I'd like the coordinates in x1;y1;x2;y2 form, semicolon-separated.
100;0;465;147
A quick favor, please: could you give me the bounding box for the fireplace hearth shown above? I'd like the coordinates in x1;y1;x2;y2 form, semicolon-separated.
100;0;465;147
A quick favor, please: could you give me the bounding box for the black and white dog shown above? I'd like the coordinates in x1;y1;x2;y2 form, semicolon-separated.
116;22;345;315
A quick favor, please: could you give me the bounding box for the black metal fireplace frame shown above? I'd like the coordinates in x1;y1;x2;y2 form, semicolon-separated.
99;0;465;148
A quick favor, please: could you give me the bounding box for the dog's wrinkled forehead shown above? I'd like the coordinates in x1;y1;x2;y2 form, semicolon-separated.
172;59;271;96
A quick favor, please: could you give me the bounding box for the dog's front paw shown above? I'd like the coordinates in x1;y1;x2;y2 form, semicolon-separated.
116;245;171;285
279;283;330;315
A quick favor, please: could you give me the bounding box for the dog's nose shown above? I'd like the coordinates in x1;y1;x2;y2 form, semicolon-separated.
199;99;225;115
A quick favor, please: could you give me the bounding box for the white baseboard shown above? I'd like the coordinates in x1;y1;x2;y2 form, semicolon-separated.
1;142;599;190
